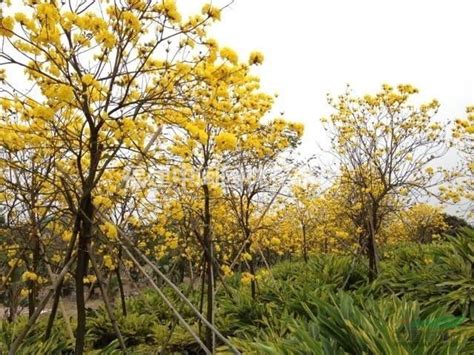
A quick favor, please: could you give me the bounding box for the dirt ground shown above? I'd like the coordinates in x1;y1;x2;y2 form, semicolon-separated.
0;296;107;320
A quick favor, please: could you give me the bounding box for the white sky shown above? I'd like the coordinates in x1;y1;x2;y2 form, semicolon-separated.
181;0;474;155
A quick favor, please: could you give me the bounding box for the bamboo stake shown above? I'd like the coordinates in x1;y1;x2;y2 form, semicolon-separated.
122;245;211;355
120;239;240;354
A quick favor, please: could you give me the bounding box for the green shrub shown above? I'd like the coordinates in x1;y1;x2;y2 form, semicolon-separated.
0;316;74;354
86;308;156;348
226;293;473;354
374;228;474;320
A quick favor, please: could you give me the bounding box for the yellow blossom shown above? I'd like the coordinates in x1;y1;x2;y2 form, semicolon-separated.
103;255;115;270
270;237;281;246
81;74;95;86
242;252;252;261
83;275;97;284
215;131;237;151
21;271;39;282
221;264;233;276
249;51;264;65
241;272;255;285
220;47;238;64
202;3;221;21
62;231;72;242
0;16;14;37
100;221;118;240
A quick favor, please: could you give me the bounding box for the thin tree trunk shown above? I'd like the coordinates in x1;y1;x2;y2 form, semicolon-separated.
75;194;94;355
367;209;379;281
198;259;206;336
28;229;40;319
89;247;126;351
115;262;127;316
249;260;256;299
27;282;36;319
7;267;20;323
27;207;40;319
45;214;81;339
244;240;256;299
302;224;308;263
367;230;378;281
42;255;75;343
202;183;215;352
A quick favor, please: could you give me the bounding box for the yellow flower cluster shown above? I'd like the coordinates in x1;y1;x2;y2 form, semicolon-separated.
215;131;238;151
151;0;181;23
242;252;252;261
220;47;238;64
122;11;141;32
249;51;264;65
83;275;97;284
81;74;95;86
0;16;15;37
221;264;233;276
202;3;221;21
185;123;208;145
100;222;118;240
103;255;115;270
93;195;114;209
240;272;255;285
62;231;72;242
21;271;39;282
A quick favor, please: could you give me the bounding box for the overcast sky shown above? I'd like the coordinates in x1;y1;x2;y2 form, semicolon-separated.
181;0;474;154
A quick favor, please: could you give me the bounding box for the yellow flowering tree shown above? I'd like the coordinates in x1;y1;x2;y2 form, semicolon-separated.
379;203;447;245
451;106;474;216
287;183;320;261
222;133;302;297
279;181;364;258
322;84;448;279
161;39;302;342
0;147;55;319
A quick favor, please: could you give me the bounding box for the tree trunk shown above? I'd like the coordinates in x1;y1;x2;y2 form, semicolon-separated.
116;263;127;316
302;224;308;263
367;207;379;281
27;207;40;319
75;193;94;355
249;260;256;299
202;183;215;352
246;241;256;299
28;231;40;319
45;214;81;340
243;228;257;299
7;268;21;323
198;259;206;336
367;229;378;281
